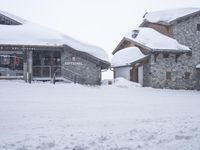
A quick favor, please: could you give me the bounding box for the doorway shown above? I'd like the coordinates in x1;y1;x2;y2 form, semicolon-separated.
32;51;61;78
130;65;143;85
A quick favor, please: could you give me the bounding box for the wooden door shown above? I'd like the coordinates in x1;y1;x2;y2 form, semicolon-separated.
130;66;138;82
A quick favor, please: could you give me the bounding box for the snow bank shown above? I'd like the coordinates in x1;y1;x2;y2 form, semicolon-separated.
111;47;146;67
0;11;109;62
102;77;141;88
126;27;190;51
113;77;141;88
144;8;200;24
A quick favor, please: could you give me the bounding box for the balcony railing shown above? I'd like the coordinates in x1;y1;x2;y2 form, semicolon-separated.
32;65;86;83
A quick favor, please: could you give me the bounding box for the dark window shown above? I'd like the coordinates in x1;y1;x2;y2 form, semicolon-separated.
197;24;200;31
186;52;192;56
163;53;169;58
1;55;10;65
0;53;23;76
184;72;191;79
132;30;139;38
166;72;171;80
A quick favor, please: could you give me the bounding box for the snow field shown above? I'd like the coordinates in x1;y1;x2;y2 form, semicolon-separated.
0;80;200;150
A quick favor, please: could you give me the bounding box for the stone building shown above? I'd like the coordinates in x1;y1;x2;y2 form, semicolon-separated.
112;8;200;90
0;10;110;85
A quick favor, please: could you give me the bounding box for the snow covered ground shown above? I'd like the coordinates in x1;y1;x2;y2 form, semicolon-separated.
0;79;200;150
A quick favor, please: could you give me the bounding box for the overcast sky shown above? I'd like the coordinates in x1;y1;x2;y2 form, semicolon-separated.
0;0;200;78
1;0;200;56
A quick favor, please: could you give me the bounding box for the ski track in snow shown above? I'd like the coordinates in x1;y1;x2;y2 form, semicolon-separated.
0;80;200;150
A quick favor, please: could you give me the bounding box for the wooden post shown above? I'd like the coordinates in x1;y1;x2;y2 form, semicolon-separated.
26;50;33;83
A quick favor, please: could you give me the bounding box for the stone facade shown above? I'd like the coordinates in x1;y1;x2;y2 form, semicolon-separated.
139;14;200;90
146;53;196;89
172;14;200;89
61;49;102;85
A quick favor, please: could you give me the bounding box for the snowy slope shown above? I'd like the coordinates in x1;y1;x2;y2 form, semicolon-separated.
0;80;200;150
144;8;200;24
111;47;146;67
0;11;108;62
126;27;190;51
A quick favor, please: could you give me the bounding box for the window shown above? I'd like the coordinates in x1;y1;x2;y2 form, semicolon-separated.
0;53;23;76
132;30;139;38
166;72;171;80
186;52;192;56
184;72;191;79
72;56;76;61
1;55;10;65
197;24;200;31
163;53;169;58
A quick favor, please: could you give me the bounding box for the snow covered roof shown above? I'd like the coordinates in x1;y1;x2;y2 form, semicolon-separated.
125;27;190;52
143;8;200;25
0;11;109;62
0;10;26;24
111;47;147;67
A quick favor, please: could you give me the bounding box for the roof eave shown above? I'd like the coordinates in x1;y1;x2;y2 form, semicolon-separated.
0;13;23;25
112;37;127;55
152;49;191;53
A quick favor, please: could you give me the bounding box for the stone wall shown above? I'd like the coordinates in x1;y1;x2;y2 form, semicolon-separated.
148;53;195;89
172;14;200;90
61;49;101;85
143;59;151;87
142;14;200;90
